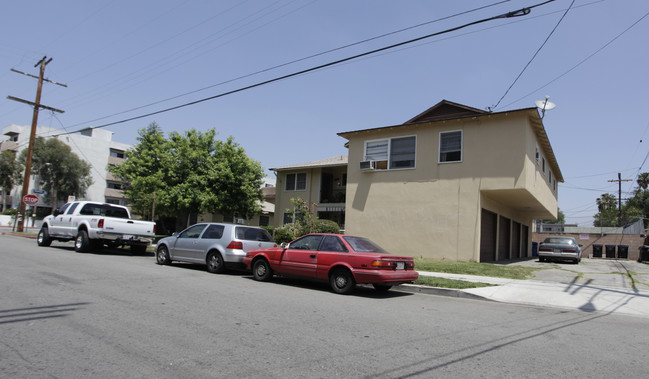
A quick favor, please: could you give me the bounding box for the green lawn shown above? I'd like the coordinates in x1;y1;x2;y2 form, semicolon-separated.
414;258;538;280
413;276;495;289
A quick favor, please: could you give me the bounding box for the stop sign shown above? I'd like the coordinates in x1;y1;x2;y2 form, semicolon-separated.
23;194;39;206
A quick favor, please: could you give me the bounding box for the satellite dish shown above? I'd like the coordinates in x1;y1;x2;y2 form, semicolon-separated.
535;96;556;119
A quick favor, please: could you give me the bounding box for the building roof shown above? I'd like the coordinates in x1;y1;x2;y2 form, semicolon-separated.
270;155;348;171
337;100;563;182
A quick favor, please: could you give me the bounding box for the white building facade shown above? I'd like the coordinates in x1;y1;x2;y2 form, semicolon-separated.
0;124;130;210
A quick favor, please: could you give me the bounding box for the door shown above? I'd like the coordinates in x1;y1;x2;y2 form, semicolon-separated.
172;224;207;261
48;203;71;235
280;235;322;277
480;209;497;262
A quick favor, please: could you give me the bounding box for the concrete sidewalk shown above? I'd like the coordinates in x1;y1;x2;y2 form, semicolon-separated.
408;259;649;318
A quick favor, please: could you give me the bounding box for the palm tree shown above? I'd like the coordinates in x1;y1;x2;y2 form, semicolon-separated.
596;193;617;212
637;172;649;190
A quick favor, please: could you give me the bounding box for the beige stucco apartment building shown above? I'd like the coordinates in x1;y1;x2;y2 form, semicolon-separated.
273;100;563;262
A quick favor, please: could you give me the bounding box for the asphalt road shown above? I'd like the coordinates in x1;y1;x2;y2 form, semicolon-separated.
2;234;648;378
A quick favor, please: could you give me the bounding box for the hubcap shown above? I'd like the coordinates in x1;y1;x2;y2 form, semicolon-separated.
335;275;347;288
256;264;266;277
75;237;82;249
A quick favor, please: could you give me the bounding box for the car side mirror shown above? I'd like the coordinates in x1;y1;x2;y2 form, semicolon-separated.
53;208;60;217
280;242;289;249
172;232;179;237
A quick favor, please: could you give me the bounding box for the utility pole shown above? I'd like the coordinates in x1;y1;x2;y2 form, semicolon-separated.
608;173;632;227
7;56;66;232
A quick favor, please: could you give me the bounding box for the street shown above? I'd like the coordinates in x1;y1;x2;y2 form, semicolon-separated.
1;234;648;378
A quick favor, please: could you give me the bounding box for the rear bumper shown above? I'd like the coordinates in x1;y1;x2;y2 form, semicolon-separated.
94;231;152;245
223;249;246;263
538;251;580;259
353;269;419;284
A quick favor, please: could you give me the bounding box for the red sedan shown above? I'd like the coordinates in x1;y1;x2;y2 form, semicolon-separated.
243;233;418;294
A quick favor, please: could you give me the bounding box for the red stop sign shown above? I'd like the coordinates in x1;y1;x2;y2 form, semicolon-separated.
23;194;39;206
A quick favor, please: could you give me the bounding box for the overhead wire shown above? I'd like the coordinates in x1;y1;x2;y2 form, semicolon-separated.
51;0;556;137
493;0;574;110
57;0;515;130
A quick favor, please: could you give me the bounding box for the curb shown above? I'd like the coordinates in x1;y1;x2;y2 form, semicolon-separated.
395;283;494;301
1;232;38;239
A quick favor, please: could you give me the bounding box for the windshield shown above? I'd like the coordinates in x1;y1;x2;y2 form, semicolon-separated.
342;236;388;253
543;237;575;245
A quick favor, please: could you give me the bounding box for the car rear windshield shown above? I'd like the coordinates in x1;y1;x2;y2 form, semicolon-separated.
543;237;575;245
235;226;273;242
342;236;388;253
79;203;129;218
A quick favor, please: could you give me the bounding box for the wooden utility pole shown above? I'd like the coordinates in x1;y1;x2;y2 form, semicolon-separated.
7;56;65;232
608;173;632;227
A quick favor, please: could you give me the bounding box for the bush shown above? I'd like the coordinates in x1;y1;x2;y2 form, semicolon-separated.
2;208;18;216
312;219;340;234
273;224;298;245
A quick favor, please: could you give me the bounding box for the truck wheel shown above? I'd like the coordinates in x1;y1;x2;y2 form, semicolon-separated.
37;227;52;247
75;230;90;252
131;244;148;255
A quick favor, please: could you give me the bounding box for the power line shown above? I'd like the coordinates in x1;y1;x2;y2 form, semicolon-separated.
53;1;555;138
57;0;515;131
493;0;574;109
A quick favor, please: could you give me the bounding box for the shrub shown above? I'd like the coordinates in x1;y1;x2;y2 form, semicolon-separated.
311;219;340;234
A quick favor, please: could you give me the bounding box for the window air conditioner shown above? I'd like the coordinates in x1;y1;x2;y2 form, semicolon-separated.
359;160;376;171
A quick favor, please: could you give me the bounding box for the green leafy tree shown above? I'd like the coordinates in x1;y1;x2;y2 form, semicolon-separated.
536;208;565;225
110;124;265;229
637;172;649;190
17;137;92;211
0;150;17;211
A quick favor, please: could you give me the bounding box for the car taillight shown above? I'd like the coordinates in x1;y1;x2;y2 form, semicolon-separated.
371;260;394;268
227;241;243;249
153;224;156;233
564;249;576;253
539;248;551;252
98;219;104;228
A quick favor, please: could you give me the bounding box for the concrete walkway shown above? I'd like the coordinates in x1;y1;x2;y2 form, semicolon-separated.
408;259;649;318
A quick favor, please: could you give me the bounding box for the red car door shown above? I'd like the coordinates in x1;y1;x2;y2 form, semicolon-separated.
279;235;323;278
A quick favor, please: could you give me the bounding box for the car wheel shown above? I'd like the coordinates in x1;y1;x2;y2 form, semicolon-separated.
330;268;355;295
37;228;52;247
252;259;273;281
206;251;225;274
75;230;90;252
156;245;171;265
373;284;392;292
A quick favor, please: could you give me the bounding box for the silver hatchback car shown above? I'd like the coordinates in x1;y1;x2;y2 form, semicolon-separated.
155;223;275;273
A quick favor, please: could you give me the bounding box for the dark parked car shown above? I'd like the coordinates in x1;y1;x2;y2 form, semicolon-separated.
538;236;582;264
243;233;418;294
155;223;276;273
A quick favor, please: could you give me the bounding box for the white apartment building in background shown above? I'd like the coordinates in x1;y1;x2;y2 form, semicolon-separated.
0;124;130;211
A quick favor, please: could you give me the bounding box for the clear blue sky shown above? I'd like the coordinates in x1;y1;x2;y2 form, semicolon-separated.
2;0;648;226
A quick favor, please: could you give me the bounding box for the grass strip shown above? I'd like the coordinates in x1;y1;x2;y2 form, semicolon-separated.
414;276;495;289
415;258;537;280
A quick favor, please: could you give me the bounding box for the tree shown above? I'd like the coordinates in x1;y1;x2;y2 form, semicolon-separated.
637;172;649;190
273;197;341;244
0;150;17;211
596;193;617;212
537;208;565;225
17;137;92;211
110;125;265;229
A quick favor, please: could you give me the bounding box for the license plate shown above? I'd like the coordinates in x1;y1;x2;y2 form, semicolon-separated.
122;235;134;240
396;262;405;270
554;249;561;253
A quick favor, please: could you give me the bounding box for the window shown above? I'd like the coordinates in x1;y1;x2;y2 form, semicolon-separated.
110;149;125;159
179;224;206;239
202;224;224;239
364;136;416;170
283;213;293;225
107;182;123;190
79;203;129;218
390;136;416;169
549;171;552;184
319;236;347;252
285;173;307;191
439;131;462;163
542;157;546;173
289;235;324;250
259;215;270;226
66;203;79;214
235;226;272;242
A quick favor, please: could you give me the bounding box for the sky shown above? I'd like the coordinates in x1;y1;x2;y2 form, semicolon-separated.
1;0;648;226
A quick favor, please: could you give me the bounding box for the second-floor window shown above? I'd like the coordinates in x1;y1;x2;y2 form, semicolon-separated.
285;173;307;191
364;136;416;170
439;131;462;163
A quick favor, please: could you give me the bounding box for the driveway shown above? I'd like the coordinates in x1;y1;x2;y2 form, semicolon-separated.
498;258;649;291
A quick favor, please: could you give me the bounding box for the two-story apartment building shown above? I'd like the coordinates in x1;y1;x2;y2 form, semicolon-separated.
272;100;563;262
338;100;562;261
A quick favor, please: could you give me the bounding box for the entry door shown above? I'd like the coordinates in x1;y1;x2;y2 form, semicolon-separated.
480;209;497;262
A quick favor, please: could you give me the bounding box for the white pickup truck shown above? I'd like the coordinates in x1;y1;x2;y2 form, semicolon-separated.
37;201;156;253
